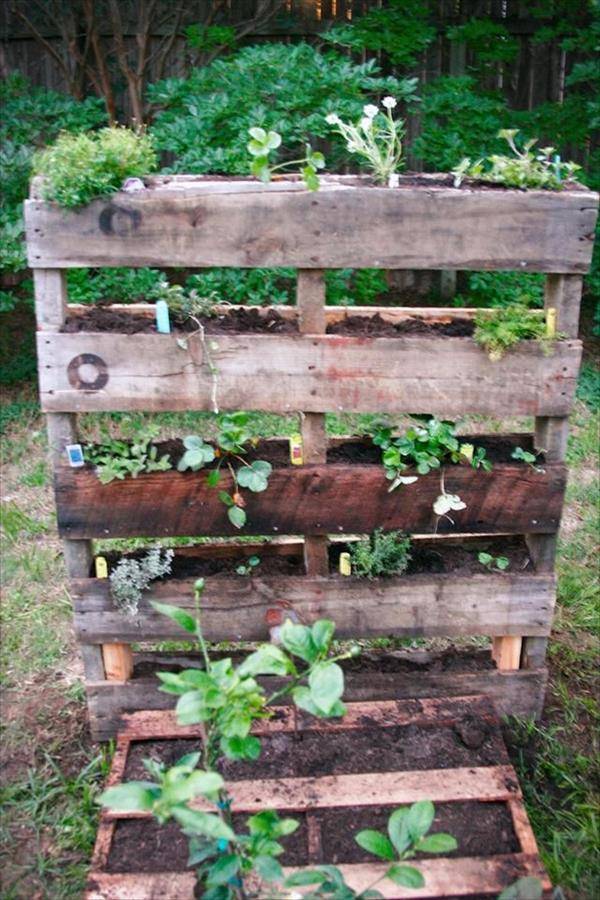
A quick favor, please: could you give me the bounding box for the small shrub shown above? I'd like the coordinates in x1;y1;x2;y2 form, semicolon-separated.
474;305;549;360
33;127;157;208
349;529;411;579
110;548;174;616
453;271;544;310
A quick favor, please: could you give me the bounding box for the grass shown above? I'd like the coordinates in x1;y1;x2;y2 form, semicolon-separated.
0;378;598;898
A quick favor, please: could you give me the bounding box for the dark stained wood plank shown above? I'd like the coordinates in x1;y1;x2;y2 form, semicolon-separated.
25;176;598;272
36;331;583;417
55;460;567;538
72;571;556;642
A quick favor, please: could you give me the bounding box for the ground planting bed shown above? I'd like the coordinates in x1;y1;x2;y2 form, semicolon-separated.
86;695;550;899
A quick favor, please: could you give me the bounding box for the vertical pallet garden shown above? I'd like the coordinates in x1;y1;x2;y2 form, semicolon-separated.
26;174;598;741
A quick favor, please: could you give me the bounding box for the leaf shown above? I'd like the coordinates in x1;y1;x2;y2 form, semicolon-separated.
497;877;543;899
164;770;224;804
176;691;213;725
280;619;317;663
355;829;395;861
151;601;197;634
207;469;220;487
172;807;234;841
386;864;425;888
218;490;234;507
292;685;321;717
99;782;158;812
496;556;510;571
183;435;203;450
220;734;261;760
406;800;435;841
387;807;410;855
478;552;493;566
238;644;294;677
205;853;240;886
248;126;267;142
417;832;458;853
237;460;272;492
228;505;246;529
308;662;344;715
284;870;327;887
254;854;284;883
311;619;335;652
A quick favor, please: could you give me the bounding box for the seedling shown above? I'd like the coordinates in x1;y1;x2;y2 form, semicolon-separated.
247;127;325;190
349;530;411;579
178;412;273;530
84;426;172;484
474;305;552;361
512;446;545;473
326;96;404;186
451;129;580;190
236;555;261;576
478;551;510;573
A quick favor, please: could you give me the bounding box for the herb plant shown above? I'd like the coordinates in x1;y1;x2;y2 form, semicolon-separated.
348;530;411;580
247;127;325;190
178;413;272;530
477;552;509;573
451;129;580;190
326;97;404;186
236;555;261;577
84;427;171;484
109;547;174;616
511;447;545;473
474;305;549;361
33;126;157;208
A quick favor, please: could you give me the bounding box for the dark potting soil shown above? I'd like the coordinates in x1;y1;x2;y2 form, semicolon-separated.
101;548;304;578
105;800;518;874
327;313;474;338
63;306;297;335
123;713;507;783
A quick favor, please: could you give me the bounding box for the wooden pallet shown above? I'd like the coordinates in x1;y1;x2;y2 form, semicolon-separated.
86;695;551;899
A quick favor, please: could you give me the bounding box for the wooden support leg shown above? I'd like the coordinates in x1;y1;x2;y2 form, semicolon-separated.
492;637;522;671
298;271;329;577
102;644;134;681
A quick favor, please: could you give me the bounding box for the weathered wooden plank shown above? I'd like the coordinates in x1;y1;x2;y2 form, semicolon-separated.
72;571;556;643
86;871;196;900
36;331;582;416
25;176;598;271
33;268;67;331
85;666;548;740
55;459;567;538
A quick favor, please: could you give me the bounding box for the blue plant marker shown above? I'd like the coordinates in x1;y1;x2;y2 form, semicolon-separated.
554;154;561;182
155;299;171;334
217;839;229;852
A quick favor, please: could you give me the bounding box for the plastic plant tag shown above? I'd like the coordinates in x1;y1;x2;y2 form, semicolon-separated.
95;556;108;579
339;552;352;576
66;443;85;467
155;299;171;334
546;307;557;338
289;434;304;465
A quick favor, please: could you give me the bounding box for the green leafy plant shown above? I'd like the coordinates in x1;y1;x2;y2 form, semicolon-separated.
326;97;404;185
473;305;549;361
109;547;174;616
452;129;581;190
33;126;157;208
66;267;167;305
236;555;261;577
84;427;171;484
453;271;544;310
247;127;325;190
178;412;272;530
348;530;411;579
511;446;545;473
477;551;509;573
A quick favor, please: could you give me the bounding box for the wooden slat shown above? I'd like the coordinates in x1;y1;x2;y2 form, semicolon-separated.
85;667;548;740
86;871;196;900
25;176;598;271
72;571;556;643
105;765;521;819
36;331;582;417
54;460;567;539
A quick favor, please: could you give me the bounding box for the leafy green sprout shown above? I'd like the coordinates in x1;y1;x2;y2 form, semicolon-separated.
325;96;404;186
473;305;551;361
247;127;325;191
236;555;261;577
451;128;581;190
511;446;545;474
84;426;171;484
477;551;510;573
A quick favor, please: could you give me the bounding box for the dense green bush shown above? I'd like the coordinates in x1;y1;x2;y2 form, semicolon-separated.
148;42;416;174
454;272;545;309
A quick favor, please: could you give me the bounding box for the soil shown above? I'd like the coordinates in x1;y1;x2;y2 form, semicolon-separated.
63;306;297;335
105;800;518;874
102;549;304;578
328;313;474;337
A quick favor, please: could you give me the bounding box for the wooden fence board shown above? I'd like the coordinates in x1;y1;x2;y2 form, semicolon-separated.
55;460;567;538
37;330;582;416
25;176;598;271
72;571;556;642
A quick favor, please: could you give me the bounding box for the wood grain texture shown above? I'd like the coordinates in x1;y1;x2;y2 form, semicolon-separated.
72;571;556;643
54;459;567;539
85;666;548;739
36;331;582;416
25;176;598;271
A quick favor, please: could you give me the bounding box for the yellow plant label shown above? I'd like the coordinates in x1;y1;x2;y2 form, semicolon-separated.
95;556;108;579
289;434;304;465
339;552;352;576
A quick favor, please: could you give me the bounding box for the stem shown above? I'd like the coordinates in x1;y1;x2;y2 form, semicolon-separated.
194;588;212;673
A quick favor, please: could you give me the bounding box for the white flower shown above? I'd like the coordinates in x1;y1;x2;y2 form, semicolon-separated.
363;104;379;119
360;116;373;132
382;96;397;110
325;113;340;125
